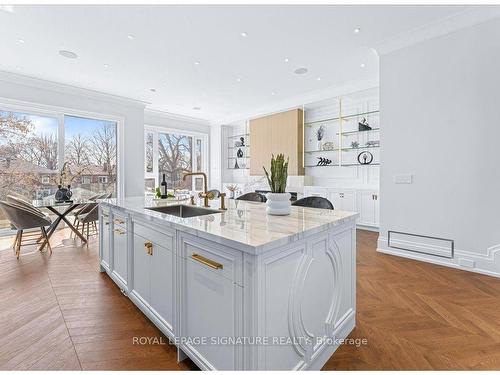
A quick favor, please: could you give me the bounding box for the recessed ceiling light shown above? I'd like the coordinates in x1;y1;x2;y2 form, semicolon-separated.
0;5;14;13
236;77;241;82
18;39;25;44
194;61;200;65
294;67;308;75
104;64;109;69
271;92;276;96
317;77;321;81
240;32;248;37
127;34;134;40
150;88;156;92
360;63;366;68
284;58;289;63
354;28;361;34
15;66;21;70
59;50;78;59
193;106;201;110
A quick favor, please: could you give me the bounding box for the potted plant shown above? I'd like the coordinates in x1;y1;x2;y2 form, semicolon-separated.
263;154;291;215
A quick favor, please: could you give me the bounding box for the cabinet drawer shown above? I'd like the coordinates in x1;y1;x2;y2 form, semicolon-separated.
134;221;175;252
179;233;243;286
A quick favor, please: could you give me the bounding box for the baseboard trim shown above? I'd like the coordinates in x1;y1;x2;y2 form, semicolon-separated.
378;236;500;278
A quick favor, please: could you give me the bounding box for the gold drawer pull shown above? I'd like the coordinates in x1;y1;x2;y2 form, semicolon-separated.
114;228;125;235
145;241;153;256
114;219;125;225
190;253;223;270
104;222;109;226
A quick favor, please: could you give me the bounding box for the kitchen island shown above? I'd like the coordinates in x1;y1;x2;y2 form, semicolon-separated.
99;196;357;371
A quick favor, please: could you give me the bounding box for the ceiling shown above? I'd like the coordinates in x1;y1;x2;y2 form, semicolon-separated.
0;5;483;122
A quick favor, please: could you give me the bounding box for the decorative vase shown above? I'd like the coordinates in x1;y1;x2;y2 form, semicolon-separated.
55;185;72;203
265;192;291;215
317;140;323;150
229;190;235;199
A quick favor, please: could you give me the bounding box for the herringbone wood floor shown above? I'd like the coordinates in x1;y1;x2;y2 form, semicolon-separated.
1;229;499;370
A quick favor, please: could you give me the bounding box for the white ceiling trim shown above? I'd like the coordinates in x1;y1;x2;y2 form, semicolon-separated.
0;70;149;109
374;6;500;55
145;108;210;125
215;76;379;125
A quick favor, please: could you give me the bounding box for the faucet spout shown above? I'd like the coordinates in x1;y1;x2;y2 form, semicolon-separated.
182;172;210;207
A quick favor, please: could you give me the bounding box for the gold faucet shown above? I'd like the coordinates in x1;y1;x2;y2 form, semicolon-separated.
182;172;213;208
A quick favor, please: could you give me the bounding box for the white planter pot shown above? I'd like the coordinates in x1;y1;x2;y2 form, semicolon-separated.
265;192;291;215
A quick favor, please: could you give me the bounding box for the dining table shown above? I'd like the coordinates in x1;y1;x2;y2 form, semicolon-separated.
32;198;97;244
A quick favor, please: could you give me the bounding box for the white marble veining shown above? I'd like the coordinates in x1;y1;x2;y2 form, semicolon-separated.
102;196;358;254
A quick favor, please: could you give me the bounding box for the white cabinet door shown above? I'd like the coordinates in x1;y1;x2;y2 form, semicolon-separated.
150;239;175;334
328;192;342;210
112;226;128;286
132;231;150;303
179;234;243;370
182;256;242;370
356;190;379;227
341;190;356;212
373;192;380;226
100;210;110;269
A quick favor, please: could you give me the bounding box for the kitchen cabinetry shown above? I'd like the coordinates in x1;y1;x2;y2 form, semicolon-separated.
356;190;379;227
249;108;304;176
129;221;176;338
178;233;243;370
99;206;111;272
304;186;379;229
111;212;129;290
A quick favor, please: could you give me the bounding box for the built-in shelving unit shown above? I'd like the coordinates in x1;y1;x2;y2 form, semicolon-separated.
304;95;380;168
226;133;250;170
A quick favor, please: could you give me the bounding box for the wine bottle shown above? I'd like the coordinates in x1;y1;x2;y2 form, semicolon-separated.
160;173;167;199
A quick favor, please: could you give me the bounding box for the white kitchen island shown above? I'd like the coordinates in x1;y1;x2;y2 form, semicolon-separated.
99;196;357;371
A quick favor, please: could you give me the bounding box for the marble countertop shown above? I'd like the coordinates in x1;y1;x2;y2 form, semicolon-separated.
101;196;358;254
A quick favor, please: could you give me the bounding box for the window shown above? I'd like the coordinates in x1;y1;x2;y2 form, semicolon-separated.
64;115;117;198
144;126;207;194
0;106;120;231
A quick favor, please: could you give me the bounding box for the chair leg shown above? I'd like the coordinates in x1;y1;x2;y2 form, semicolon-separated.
12;231;20;253
86;223;90;240
40;227;52;255
16;230;23;259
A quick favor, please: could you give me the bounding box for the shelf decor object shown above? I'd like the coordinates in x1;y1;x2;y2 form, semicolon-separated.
322;141;335;151
316;124;325;150
358;117;372;131
263;153;291;215
357;151;374;165
316;157;332;166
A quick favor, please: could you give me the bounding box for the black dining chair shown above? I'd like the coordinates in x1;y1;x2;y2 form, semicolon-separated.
236;192;266;203
292;196;334;210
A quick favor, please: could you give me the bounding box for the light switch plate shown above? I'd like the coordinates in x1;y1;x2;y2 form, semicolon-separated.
394;174;413;184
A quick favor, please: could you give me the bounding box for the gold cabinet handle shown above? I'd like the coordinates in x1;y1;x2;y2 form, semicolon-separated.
190;253;223;270
145;241;153;256
114;228;125;235
114;219;125;225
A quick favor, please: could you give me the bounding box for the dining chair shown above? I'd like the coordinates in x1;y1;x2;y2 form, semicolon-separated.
0;201;52;259
6;195;48;218
292;196;334;210
75;205;99;242
236;192;267;202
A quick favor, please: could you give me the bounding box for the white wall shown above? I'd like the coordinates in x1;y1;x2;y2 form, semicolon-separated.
378;17;500;276
0;72;145;197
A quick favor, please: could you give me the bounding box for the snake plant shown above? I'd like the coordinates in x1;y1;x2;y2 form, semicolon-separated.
263;154;289;193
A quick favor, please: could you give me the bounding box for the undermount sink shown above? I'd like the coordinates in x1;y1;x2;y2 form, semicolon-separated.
145;204;222;218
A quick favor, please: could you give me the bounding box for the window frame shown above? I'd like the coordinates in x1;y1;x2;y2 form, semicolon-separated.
0;97;125;199
144;125;208;192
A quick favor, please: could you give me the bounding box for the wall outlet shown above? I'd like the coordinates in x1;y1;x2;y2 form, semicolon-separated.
394;174;413;184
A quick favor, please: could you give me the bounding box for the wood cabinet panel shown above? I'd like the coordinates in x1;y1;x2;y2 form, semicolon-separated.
250;109;304;176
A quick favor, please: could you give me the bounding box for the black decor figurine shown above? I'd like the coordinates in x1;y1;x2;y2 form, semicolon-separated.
240;137;245;146
358;117;372;131
237;148;244;158
357;151;374;165
316;157;332;166
234;159;240;169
